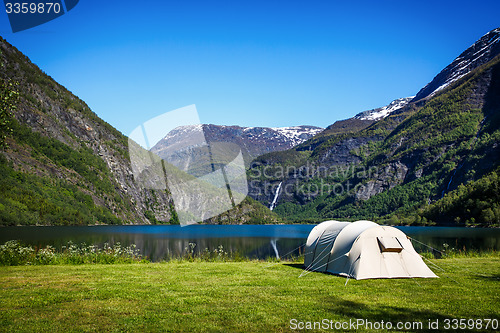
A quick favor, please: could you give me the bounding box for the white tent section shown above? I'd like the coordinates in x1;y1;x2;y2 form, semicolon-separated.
304;220;437;280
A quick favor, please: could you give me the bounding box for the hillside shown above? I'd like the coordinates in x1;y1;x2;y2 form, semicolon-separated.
0;36;280;226
248;28;500;227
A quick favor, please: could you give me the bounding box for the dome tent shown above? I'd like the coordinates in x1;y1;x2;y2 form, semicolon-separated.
304;220;437;280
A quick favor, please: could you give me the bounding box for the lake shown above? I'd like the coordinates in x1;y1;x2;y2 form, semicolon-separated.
1;225;499;261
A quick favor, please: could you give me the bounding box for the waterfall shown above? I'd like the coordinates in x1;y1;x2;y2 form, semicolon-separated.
270;239;279;259
269;182;283;211
442;162;465;198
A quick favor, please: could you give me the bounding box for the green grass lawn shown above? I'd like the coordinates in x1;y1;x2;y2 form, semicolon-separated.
1;258;499;332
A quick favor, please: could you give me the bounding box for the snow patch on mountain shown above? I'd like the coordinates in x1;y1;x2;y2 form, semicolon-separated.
238;125;323;146
270;126;324;146
354;97;414;121
414;27;500;101
432;31;499;95
151;124;324;162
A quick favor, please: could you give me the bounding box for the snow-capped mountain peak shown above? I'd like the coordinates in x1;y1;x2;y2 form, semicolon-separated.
354;97;414;121
270;126;323;146
150;124;324;166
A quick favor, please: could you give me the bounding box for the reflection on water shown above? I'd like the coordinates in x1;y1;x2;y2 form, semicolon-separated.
397;226;500;254
0;225;498;261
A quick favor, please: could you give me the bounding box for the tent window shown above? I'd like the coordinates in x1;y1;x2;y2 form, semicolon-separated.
377;237;403;253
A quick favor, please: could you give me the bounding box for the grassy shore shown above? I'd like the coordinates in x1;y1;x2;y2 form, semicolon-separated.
1;257;499;332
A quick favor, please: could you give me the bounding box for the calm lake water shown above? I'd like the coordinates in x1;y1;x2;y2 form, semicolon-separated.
1;225;499;261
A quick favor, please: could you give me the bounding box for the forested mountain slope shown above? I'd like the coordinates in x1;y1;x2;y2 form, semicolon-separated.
248;29;500;227
0;36;278;225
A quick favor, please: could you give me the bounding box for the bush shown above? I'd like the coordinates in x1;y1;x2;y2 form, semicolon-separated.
0;240;34;265
0;240;146;266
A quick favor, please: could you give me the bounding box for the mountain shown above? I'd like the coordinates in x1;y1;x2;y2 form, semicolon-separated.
285;97;419;158
413;28;500;101
150;124;323;168
2;27;499;227
248;27;500;227
0;36;280;226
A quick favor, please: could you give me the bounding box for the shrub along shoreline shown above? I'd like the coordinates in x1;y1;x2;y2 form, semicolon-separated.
0;240;146;265
0;240;498;266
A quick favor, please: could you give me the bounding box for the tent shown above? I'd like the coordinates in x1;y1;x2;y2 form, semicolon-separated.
304;220;437;280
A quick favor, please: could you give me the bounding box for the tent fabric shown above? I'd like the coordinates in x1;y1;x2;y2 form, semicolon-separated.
304;220;437;280
304;220;350;271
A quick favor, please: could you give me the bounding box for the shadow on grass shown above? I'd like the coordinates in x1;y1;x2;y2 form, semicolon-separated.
322;296;451;327
284;263;454;327
283;263;304;270
283;263;348;279
476;273;500;281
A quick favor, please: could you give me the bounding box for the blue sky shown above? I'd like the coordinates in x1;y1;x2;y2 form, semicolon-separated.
1;1;499;135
